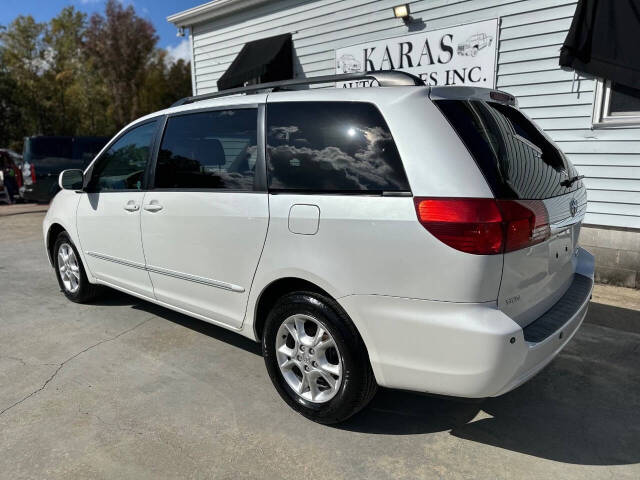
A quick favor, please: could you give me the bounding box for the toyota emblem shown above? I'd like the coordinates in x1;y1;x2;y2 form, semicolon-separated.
569;198;578;217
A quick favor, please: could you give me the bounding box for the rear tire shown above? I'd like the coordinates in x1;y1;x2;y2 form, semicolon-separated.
263;291;377;424
53;232;101;303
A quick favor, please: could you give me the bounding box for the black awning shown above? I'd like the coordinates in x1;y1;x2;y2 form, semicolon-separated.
559;0;640;89
217;33;293;91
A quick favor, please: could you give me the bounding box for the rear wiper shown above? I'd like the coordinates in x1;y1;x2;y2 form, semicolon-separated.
560;175;584;187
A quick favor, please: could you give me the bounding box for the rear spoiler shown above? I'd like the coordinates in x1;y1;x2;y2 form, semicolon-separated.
429;86;517;107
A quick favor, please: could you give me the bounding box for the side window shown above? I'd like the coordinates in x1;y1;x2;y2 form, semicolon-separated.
154;109;258;190
89;121;157;192
266;102;410;192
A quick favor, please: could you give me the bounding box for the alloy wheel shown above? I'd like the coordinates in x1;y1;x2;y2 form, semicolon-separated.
275;314;343;403
57;243;80;294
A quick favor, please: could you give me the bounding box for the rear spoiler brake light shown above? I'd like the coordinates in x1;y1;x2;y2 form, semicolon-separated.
489;91;516;105
429;86;517;106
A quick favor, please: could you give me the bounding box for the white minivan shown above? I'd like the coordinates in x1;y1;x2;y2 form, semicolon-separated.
44;72;594;424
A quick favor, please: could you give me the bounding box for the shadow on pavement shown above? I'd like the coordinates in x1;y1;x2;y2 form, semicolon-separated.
586;301;640;334
340;388;482;435
94;289;640;465
91;290;142;307
94;289;262;356
343;301;640;465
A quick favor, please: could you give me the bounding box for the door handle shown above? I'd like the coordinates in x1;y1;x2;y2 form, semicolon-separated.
143;200;163;212
123;201;139;212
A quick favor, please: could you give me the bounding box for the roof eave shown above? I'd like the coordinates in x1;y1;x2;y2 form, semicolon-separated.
167;0;272;28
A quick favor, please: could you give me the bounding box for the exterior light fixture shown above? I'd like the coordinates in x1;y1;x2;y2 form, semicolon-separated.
177;26;186;37
393;4;413;24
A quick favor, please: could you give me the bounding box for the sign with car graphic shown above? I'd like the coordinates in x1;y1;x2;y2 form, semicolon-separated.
335;19;498;88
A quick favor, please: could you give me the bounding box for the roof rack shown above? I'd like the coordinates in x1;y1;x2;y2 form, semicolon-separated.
170;71;425;107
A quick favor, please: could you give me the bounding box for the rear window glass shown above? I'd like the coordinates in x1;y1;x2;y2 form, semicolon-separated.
28;137;72;159
72;138;109;165
435;100;583;199
266;101;410;193
23;137;108;172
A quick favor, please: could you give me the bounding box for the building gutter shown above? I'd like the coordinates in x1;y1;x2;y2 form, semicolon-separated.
167;0;273;28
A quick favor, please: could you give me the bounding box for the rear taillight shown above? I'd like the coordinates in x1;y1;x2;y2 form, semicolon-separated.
414;198;503;254
414;197;550;255
30;164;36;183
496;199;550;253
15;167;23;188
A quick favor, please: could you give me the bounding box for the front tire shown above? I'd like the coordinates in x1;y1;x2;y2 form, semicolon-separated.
263;291;377;424
53;232;101;303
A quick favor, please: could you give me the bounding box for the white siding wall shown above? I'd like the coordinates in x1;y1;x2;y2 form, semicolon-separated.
190;0;640;229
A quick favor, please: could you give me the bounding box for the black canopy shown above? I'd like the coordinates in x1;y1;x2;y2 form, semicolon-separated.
217;33;293;91
559;0;640;89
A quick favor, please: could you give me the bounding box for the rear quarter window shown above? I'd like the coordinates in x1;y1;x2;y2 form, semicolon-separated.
266;101;410;193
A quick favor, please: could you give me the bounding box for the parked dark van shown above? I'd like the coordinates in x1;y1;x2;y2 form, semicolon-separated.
22;136;109;203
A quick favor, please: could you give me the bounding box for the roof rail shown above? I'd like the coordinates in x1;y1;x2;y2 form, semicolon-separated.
170;71;425;107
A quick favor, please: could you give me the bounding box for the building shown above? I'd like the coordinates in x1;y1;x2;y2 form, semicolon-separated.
168;0;640;288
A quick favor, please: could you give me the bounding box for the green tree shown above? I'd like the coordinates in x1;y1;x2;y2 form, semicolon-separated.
76;56;116;136
166;59;192;102
138;50;192;114
0;1;192;150
84;0;158;129
138;48;170;115
45;6;116;136
0;15;47;136
0;46;23;150
43;6;87;135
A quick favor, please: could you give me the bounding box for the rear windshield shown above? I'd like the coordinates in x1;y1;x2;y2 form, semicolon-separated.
434;100;583;199
24;137;108;171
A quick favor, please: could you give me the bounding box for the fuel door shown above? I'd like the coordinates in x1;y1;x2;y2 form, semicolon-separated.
288;204;320;235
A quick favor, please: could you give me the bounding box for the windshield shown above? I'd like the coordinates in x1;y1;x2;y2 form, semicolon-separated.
434;100;583;199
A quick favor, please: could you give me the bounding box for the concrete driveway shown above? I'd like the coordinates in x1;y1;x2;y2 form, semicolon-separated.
1;212;639;479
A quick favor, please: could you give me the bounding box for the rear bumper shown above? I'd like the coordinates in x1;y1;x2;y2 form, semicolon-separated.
23;178;58;203
22;185;43;203
339;247;594;398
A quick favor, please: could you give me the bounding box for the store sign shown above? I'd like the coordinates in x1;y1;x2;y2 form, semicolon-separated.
335;19;499;88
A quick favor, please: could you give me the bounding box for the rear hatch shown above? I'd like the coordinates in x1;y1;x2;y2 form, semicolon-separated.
432;89;587;327
23;136;108;201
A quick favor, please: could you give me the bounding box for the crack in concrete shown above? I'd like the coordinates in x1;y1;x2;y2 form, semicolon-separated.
0;317;153;418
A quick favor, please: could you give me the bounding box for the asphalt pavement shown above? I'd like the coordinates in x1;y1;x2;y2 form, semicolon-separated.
1;212;639;479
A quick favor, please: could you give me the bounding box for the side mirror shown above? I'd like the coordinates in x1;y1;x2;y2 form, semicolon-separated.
58;169;84;191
